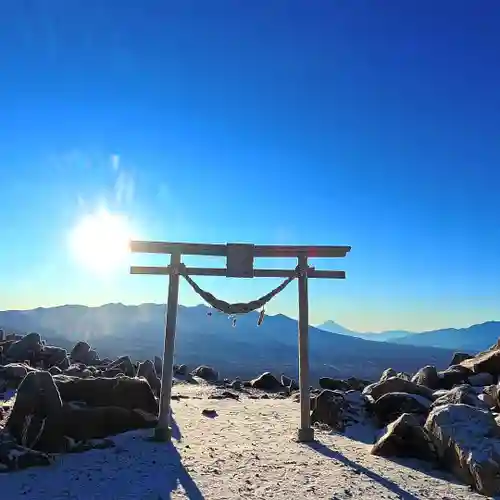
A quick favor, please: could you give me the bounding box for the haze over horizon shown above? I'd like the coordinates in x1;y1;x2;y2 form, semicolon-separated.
1;2;499;332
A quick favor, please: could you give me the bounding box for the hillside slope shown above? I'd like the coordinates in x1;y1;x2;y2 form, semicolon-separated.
393;321;500;352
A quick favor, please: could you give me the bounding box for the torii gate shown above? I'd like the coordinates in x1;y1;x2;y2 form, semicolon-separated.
130;241;350;443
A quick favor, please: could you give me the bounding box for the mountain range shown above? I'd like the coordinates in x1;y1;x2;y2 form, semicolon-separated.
317;320;413;342
3;303;494;383
317;319;500;352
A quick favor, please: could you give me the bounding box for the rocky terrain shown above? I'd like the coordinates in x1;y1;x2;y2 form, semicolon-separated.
3;330;500;497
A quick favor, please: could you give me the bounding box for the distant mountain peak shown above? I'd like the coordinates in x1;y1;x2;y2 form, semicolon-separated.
317;320;355;336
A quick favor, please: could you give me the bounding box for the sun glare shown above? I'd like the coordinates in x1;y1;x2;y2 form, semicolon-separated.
69;209;132;274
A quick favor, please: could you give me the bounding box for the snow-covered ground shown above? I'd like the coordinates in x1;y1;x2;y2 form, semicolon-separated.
1;384;489;499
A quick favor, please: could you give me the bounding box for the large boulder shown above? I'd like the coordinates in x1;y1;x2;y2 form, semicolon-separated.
372;413;437;462
319;377;351;391
380;368;397;382
61;404;157;441
345;377;370;391
175;364;188;376
191;365;219;383
311;389;346;430
431;385;488;410
425;403;500;496
40;345;68;368
411;365;440;390
372;392;431;426
70;341;94;365
450;352;472;366
5;332;42;362
437;365;471;390
53;375;158;414
154;356;163;375
106;356;135;377
342;390;370;428
468;372;495;387
251;372;282;391
362;376;434;403
137;360;161;395
460;342;500;375
6;371;64;452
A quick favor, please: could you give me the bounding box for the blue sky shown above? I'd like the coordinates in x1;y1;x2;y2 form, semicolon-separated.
1;1;499;332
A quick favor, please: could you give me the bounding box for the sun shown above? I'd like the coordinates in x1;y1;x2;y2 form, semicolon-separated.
69;209;132;273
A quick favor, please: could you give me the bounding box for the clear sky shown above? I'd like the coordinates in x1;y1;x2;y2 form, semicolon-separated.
1;1;499;332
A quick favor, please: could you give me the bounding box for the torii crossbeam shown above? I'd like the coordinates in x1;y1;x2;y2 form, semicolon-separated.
130;241;351;443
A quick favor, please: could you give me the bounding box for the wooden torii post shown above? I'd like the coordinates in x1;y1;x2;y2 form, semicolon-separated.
130;241;350;443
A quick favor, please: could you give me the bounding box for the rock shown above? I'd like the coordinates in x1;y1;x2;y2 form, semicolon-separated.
137;360;161;395
372;392;431;426
380;368;397;381
411;365;440;390
70;341;92;363
345;377;368;391
64;364;93;378
6;370;64;452
0;363;30;381
208;390;239;400
101;367;124;378
154;356;163;375
61;403;157;441
484;384;499;410
432;389;449;399
251;372;282;391
425;403;500;496
460;342;500;375
342;390;369;427
468;372;495;387
86;349;99;365
5;332;42;362
230;380;242;391
450;352;472;366
431;385;488;410
175;364;188;376
107;356;135;377
478;392;496;408
40;345;68;367
48;366;62;376
319;377;350;391
372;413;437;462
191;365;219;382
58;356;70;370
311;389;346;430
396;372;411;381
202;409;218;418
0;430;54;471
437;365;471;389
362;376;434;403
281;374;298;391
53;375;158;414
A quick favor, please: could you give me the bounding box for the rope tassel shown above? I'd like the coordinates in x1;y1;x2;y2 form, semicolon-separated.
257;307;265;326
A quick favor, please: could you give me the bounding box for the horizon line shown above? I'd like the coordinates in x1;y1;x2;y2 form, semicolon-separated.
0;301;497;335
